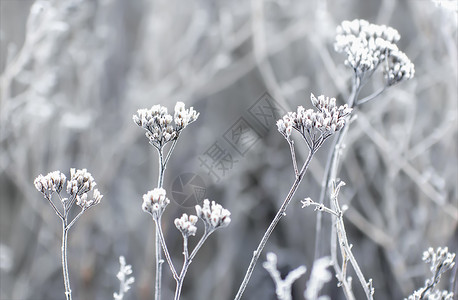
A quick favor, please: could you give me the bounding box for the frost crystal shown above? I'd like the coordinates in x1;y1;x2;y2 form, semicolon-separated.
142;188;170;218
174;213;198;237
195;199;231;230
133;102;199;148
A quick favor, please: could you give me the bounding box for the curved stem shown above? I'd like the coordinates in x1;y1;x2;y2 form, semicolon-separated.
234;151;314;300
155;218;178;279
61;223;72;300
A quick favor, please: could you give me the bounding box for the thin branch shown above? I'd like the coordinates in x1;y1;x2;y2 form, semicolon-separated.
154;218;178;280
234;150;314;300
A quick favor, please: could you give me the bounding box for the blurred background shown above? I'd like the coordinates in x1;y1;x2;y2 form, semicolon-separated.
1;0;457;299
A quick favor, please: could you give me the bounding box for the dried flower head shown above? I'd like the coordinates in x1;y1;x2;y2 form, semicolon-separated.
133;102;199;148
277;94;352;149
142;188;170;218
174;213;198;237
174;101;199;131
195;199;231;230
335;19;414;84
384;50;415;86
423;247;455;280
34;171;67;196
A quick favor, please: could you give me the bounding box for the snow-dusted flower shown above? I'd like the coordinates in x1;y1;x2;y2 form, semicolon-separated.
34;171;67;195
423;247;455;280
174;213;198;237
133;102;199;148
195;199;231;230
174;101;199;131
335;19;414;84
76;188;103;210
66;168;97;196
406;247;456;300
142;188;170;218
385;50;415;86
113;256;135;300
277;94;352;149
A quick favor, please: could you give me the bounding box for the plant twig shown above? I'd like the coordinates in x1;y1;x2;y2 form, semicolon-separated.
234;150;314;300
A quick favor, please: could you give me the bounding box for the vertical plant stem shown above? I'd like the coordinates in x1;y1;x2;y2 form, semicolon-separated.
234;150;314;300
314;75;361;260
155;148;165;300
61;222;72;300
174;230;211;300
331;187;374;300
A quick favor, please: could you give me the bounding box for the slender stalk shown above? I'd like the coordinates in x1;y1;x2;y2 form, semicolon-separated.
330;184;374;300
61;223;72;300
155;218;178;279
154;148;165;300
314;75;361;260
174;230;212;300
234;150;315;300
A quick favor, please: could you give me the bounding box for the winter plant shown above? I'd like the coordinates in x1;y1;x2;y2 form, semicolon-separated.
315;18;415;263
34;168;103;300
406;247;456;300
113;256;135;300
234;92;353;299
303;181;374;300
133;102;231;300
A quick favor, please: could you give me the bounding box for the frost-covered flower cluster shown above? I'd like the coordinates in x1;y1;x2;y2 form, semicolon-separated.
34;171;67;196
142;188;170;219
334;19;414;85
66;168;103;209
406;247;456;300
34;168;102;210
195;199;231;230
133;102;199;148
277;94;352;149
113;256;135;300
174;214;198;237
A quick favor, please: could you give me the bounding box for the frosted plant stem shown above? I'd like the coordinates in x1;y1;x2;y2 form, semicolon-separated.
154;148;165;300
234;150;314;300
331;184;374;300
174;229;212;300
61;223;72;300
314;75;361;260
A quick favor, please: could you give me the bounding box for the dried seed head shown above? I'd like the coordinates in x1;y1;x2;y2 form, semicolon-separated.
142;188;170;218
34;171;67;195
174;213;198;237
133;102;199;148
195;199;231;230
335;19;414;83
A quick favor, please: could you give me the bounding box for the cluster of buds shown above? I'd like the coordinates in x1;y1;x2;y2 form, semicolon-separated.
334;19;414;85
34;168;103;212
385;50;415;86
195;199;231;230
423;247;455;280
174;213;198;237
142;188;170;219
34;171;67;196
277;94;352;148
66;168;102;210
133;102;199;148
